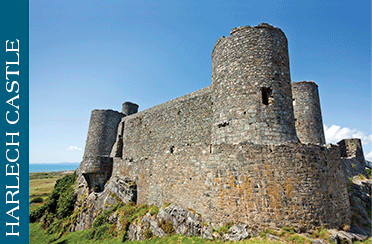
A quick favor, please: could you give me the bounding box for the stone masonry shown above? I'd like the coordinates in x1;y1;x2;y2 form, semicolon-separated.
76;23;362;231
292;81;325;145
212;24;298;145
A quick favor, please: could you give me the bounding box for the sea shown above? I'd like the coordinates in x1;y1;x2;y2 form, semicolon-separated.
29;163;80;173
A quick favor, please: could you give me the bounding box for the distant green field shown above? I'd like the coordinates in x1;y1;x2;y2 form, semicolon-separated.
29;171;74;213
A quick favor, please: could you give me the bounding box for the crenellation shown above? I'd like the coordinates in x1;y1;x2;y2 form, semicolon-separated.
76;23;368;232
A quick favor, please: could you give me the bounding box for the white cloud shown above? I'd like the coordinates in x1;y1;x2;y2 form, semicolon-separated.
67;145;82;151
324;125;372;145
366;151;372;161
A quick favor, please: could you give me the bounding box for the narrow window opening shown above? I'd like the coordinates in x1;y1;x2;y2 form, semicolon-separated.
261;87;272;105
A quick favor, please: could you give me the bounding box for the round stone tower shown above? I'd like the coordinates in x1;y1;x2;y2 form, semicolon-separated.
78;109;125;192
211;23;298;145
292;81;325;145
83;109;125;158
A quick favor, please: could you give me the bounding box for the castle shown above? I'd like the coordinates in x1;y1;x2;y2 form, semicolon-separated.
76;23;366;231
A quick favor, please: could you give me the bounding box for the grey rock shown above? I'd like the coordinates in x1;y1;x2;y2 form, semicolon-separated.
127;212;168;241
328;229;370;244
348;178;372;236
141;212;166;238
221;234;229;241
221;224;251;241
266;233;283;242
212;232;221;240
156;203;203;236
308;238;328;244
329;230;340;244
72;175;136;231
201;226;213;240
104;175;137;204
128;223;145;241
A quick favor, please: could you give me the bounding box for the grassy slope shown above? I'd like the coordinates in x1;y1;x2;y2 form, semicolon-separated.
30;222;285;244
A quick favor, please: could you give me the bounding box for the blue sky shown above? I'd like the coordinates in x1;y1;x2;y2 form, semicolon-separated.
30;0;371;164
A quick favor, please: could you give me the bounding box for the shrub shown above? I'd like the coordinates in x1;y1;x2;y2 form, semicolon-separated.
213;222;233;235
29;173;77;225
29;204;47;223
30;197;44;204
365;169;371;179
281;226;295;234
312;226;327;239
285;234;310;244
149;205;160;216
143;228;153;239
158;219;175;234
93;224;111;240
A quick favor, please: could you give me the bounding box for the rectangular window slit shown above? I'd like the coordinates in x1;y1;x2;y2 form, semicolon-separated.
261;87;272;105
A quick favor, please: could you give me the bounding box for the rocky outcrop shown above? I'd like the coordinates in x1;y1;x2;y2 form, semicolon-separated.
128;203;213;241
128;213;166;241
221;224;253;241
329;229;369;244
156;203;210;237
348;177;371;236
71;175;137;231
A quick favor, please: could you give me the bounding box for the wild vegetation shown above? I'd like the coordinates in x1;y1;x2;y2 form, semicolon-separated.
365;168;371;179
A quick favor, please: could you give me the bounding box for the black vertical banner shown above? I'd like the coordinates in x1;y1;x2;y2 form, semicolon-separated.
1;0;29;243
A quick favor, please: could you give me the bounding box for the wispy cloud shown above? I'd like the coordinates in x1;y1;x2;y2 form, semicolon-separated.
324;125;372;145
67;145;82;151
366;151;372;161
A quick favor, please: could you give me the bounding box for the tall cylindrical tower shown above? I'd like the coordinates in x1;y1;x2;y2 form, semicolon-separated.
211;23;298;145
292;81;325;145
78;109;125;191
83;109;125;158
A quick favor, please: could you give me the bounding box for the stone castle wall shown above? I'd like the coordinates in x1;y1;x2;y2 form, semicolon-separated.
211;24;298;145
112;142;350;230
120;86;213;159
77;24;355;231
292;81;325;145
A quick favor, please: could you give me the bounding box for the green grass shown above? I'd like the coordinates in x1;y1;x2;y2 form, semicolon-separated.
30;223;285;244
354;238;372;244
366;168;372;179
212;222;234;235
